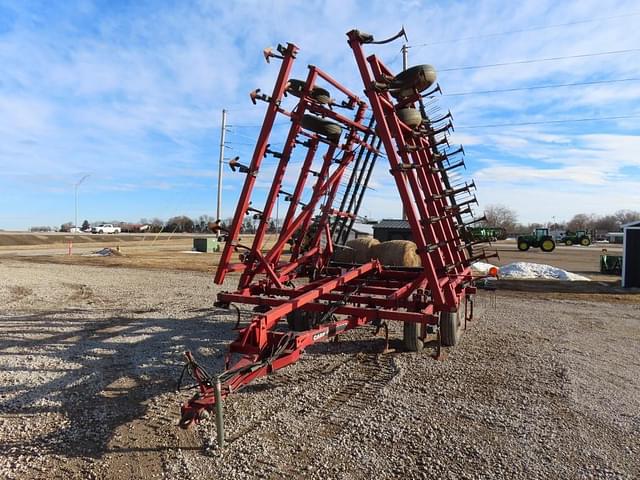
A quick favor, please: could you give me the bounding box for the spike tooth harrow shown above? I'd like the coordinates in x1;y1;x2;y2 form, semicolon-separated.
179;29;490;438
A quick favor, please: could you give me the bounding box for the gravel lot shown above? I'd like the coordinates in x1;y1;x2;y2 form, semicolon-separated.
0;259;638;479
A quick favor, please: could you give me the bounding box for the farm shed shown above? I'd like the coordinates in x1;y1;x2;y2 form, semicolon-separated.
346;223;374;241
622;221;640;288
373;219;412;242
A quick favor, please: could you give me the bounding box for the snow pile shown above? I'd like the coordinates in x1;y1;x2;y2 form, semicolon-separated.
471;261;590;281
500;262;590;281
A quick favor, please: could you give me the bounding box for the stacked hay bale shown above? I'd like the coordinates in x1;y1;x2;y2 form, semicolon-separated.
370;240;421;267
333;237;380;264
333;238;421;267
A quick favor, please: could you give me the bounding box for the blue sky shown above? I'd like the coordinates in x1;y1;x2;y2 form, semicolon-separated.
1;0;639;230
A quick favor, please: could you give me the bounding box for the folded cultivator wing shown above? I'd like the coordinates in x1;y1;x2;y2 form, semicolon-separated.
179;29;496;441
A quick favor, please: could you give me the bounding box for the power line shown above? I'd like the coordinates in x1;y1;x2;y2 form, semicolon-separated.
439;48;640;72
229;120;289;129
445;77;640;96
456;114;640;129
410;12;640;48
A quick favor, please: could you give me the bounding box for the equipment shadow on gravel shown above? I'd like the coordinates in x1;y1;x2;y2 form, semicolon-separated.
0;309;238;461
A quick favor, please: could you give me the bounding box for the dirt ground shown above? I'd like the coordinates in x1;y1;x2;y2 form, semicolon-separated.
0;236;638;479
0;232;275;273
0;233;624;281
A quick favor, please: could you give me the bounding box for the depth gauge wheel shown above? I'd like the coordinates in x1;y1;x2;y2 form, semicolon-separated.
301;114;342;143
396;107;422;128
390;64;437;99
403;322;424;352
440;311;461;347
310;86;331;104
286;79;331;104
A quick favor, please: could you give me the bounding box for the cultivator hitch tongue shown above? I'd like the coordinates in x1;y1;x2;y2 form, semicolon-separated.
177;27;485;446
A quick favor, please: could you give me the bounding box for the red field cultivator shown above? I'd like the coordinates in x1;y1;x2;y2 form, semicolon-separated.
179;28;497;442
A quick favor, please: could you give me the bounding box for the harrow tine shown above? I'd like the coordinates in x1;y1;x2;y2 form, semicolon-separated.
246;206;263;220
431;110;453;124
265;144;283;158
228;157;251;174
249;88;271;104
458;238;492;251
421;82;442;98
426;120;454;136
434;136;449;147
460;215;487;227
430;158;465;173
446;195;478;210
432;182;474;199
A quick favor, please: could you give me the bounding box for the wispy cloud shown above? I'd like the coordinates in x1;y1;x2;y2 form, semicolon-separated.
0;0;639;228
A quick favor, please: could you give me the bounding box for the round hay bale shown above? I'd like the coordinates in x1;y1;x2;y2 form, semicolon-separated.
332;237;379;264
347;237;380;264
370;240;421;267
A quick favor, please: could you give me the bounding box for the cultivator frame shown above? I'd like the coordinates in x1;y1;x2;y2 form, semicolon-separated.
179;29;495;438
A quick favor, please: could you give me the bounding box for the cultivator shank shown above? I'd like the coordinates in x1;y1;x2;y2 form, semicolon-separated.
179;29;495;436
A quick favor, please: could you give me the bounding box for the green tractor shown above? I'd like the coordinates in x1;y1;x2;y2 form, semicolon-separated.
468;226;507;242
560;229;591;246
517;228;556;252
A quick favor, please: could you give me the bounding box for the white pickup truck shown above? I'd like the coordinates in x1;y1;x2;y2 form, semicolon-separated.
91;224;121;234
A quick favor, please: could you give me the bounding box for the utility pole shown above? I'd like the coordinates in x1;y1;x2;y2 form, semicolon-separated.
74;174;90;234
401;44;408;221
217;109;227;222
401;43;408;71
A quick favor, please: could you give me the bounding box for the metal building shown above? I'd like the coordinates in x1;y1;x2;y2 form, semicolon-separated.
622;221;640;288
345;223;374;241
373;219;413;242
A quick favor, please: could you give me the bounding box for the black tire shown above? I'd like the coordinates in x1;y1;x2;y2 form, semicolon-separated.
540;239;556;252
390;64;437;99
517;240;530;251
311;86;331;104
286;79;306;98
403;322;424;352
580;237;591;246
440;311;461;347
396;107;422;128
98;230;104;234
287;79;331;104
565;239;573;246
301;114;342;142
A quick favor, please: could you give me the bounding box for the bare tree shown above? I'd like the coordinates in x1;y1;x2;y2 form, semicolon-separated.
614;209;640;227
197;214;216;232
149;218;164;233
593;215;618;233
165;216;195;233
566;213;596;231
482;204;518;232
